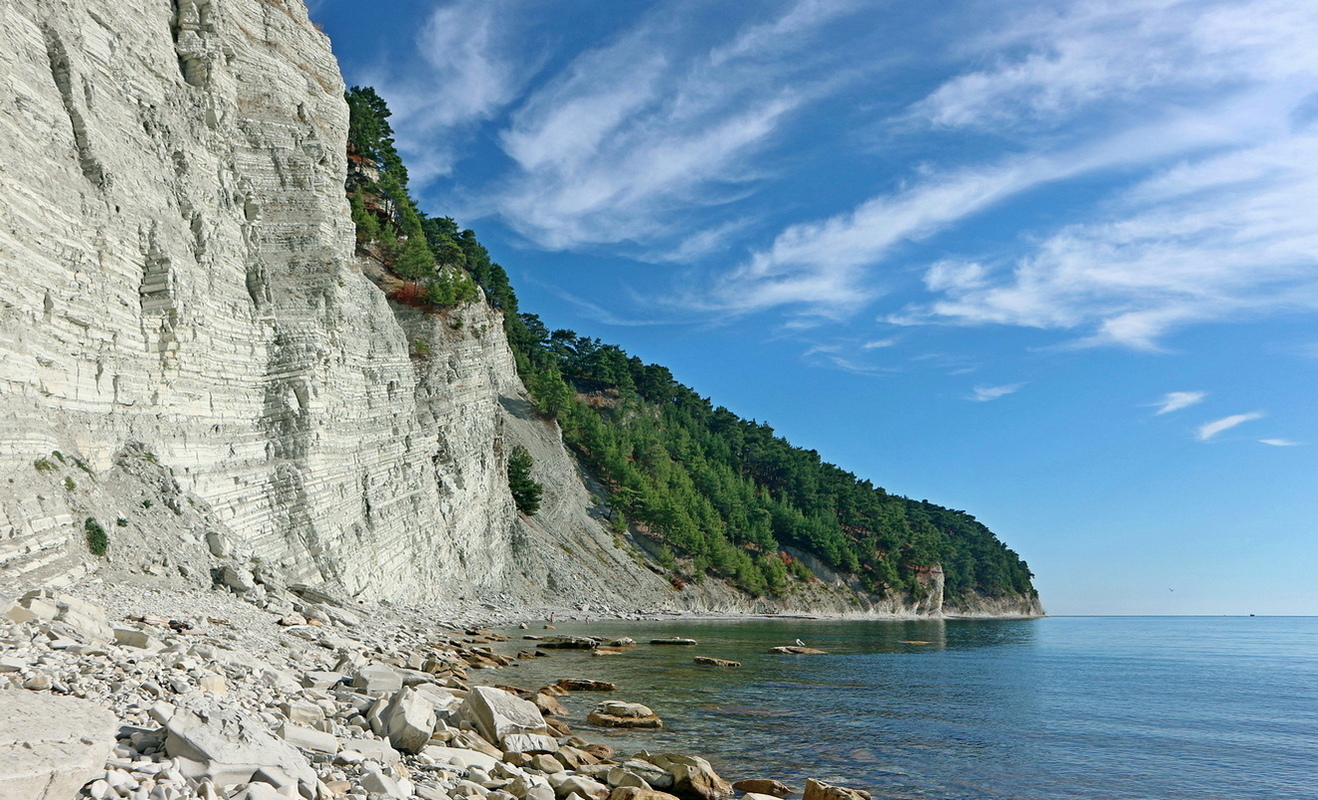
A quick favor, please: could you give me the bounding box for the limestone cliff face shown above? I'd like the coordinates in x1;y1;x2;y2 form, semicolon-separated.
0;0;676;607
0;0;1039;618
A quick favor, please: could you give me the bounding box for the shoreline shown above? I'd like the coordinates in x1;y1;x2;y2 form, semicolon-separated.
2;577;896;800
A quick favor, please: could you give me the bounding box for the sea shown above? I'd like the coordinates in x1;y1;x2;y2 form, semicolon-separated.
475;616;1318;800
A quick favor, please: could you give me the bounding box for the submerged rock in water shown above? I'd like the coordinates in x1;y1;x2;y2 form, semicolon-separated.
558;678;617;692
768;646;827;655
649;638;697;646
732;779;792;797
693;656;740;667
538;636;600;650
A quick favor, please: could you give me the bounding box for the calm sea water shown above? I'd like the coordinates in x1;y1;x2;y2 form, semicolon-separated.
476;616;1318;800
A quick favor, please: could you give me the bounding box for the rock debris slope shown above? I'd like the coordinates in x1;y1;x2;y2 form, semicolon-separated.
0;0;677;608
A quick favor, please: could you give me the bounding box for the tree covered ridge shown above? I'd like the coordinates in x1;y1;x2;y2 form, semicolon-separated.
344;88;1036;602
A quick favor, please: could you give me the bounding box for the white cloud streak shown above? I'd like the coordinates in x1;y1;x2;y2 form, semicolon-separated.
861;338;898;349
1197;412;1264;441
901;1;1318;347
364;0;532;182
1260;438;1300;446
969;383;1023;402
707;0;1318;342
487;0;858;250
1152;391;1207;415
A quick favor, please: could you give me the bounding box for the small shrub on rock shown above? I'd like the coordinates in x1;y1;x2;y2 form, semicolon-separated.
85;518;108;556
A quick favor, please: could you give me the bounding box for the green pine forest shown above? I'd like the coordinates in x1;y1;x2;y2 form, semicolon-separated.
344;87;1036;604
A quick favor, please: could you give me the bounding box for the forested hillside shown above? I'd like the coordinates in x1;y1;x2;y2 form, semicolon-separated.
344;87;1036;604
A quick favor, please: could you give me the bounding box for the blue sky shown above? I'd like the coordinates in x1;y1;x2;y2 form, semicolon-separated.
309;0;1318;615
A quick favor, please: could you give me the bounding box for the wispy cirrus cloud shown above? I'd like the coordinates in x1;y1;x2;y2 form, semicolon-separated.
900;131;1318;349
1260;438;1301;446
704;0;1318;343
1197;411;1265;441
485;0;861;251
895;0;1318;348
1152;391;1207;415
362;0;535;182
969;383;1023;402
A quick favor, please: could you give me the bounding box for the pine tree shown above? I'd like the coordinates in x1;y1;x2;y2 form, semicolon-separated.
507;446;542;515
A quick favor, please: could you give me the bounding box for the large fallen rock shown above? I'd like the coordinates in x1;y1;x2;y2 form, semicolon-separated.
16;590;114;644
353;664;404;695
802;778;871;800
161;705;318;796
457;686;550;747
381;687;437;754
587;702;663;729
639;753;732;800
0;692;117;800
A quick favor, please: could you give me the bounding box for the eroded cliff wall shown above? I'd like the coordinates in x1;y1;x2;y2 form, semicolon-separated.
0;0;683;607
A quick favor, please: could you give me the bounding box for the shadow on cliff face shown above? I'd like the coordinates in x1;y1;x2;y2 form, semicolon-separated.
498;395;538;421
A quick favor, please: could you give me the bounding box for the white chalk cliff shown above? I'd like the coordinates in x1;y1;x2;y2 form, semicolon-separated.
0;0;1039;617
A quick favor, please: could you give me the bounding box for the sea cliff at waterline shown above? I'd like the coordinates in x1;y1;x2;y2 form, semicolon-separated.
0;0;1040;619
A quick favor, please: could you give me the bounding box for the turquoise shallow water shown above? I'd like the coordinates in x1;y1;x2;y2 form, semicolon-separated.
477;616;1318;799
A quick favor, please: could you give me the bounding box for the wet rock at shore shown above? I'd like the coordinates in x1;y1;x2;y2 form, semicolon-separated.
802;778;872;800
732;778;792;797
555;774;612;800
637;753;732;800
609;788;683;800
538;636;600;650
612;758;675;789
587;702;663;729
693;657;740;668
502;733;561;754
0;692;117;800
535;692;572;717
